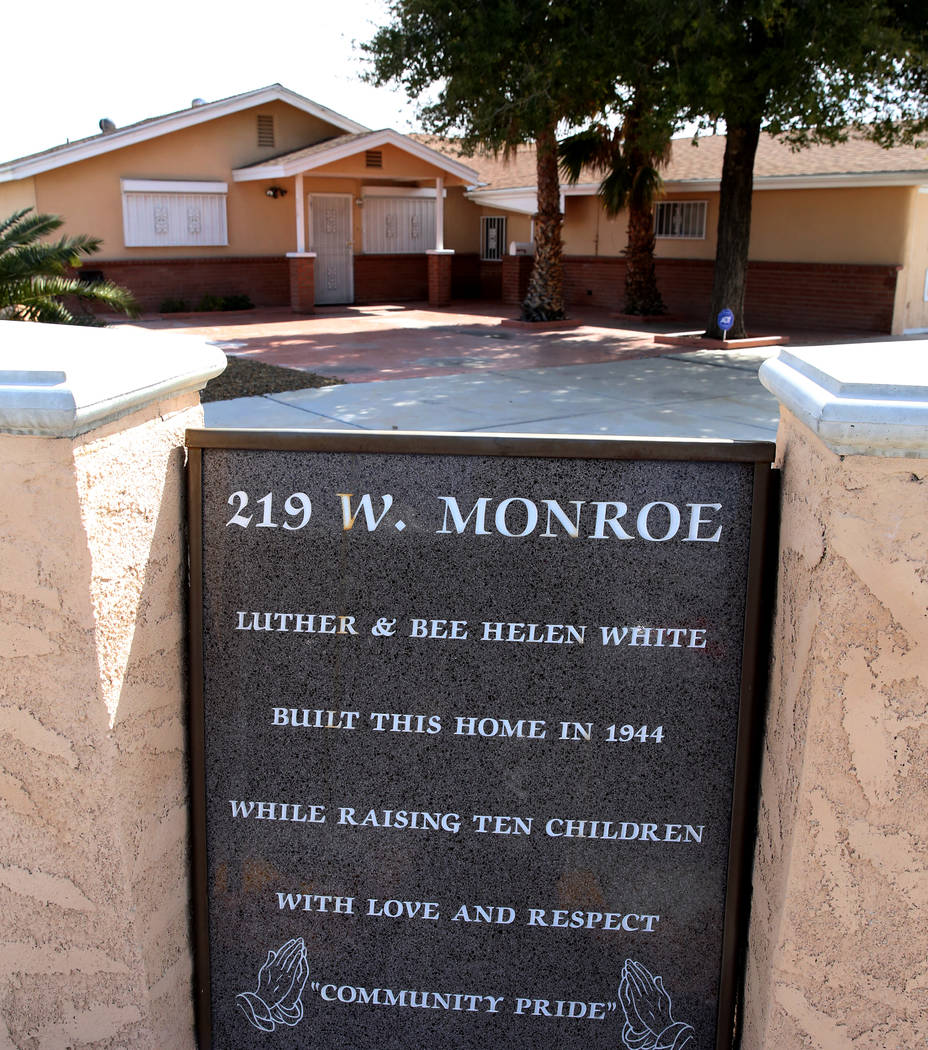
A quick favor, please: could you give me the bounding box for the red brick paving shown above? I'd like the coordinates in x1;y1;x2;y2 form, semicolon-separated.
124;301;882;384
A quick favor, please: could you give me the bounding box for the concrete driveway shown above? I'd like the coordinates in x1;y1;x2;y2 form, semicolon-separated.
203;346;782;440
126;301;896;439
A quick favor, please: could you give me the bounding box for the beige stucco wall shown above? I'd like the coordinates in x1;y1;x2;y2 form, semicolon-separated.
442;201;532;255
742;407;928;1050
0;394;201;1050
899;190;928;331
560;185;912;265
30;101;344;259
0;177;37;216
310;142;468;183
443;188;481;253
562;191;718;258
749;186;912;264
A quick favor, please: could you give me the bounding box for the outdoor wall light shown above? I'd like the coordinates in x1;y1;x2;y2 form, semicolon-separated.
265;186;288;199
355;197;364;206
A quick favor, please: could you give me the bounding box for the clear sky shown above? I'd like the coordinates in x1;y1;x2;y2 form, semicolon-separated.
2;0;420;162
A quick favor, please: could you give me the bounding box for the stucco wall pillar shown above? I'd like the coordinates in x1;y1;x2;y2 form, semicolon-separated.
0;321;225;1050
426;248;454;307
743;344;928;1049
287;251;316;313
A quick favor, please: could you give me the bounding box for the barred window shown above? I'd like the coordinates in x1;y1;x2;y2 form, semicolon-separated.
363;197;435;253
121;180;228;247
654;201;707;240
481;216;507;260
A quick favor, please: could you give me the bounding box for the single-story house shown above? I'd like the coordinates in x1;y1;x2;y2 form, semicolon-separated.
2;83;926;334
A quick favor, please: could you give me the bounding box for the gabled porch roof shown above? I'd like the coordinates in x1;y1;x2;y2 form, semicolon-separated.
232;128;480;185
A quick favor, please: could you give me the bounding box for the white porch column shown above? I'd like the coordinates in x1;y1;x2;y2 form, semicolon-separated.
434;176;444;251
295;173;305;253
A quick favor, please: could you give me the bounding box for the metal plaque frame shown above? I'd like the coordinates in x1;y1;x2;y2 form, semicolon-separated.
186;429;776;1050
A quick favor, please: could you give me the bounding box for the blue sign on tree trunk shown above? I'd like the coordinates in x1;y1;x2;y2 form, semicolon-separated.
717;309;734;332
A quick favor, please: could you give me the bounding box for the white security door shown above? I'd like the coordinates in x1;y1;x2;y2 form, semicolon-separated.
310;194;354;304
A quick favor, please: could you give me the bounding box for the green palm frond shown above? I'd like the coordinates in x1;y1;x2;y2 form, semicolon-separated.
0;208;138;324
599;165;635;216
558;124;617;182
0;209;65;253
628;165;664;213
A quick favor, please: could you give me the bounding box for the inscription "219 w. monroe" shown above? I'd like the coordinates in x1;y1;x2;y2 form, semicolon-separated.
226;491;724;543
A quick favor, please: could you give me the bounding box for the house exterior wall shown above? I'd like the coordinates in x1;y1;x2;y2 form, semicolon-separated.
563;186;911;266
749;186;912;264
0;176;37;216
444;188;481;253
80;257;292;312
29;102;344;259
311;143;458;181
899;190;928;332
562;256;898;331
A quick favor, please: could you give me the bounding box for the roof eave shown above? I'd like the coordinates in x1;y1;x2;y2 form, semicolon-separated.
233;129;480;183
0;85;369;182
471;171;928;202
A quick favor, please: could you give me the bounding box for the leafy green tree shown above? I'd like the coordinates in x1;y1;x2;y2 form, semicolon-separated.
364;0;617;321
559;84;674;316
0;208;138;324
670;0;928;338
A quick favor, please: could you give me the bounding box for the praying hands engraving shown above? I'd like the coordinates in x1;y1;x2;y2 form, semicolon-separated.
619;958;695;1050
237;937;309;1032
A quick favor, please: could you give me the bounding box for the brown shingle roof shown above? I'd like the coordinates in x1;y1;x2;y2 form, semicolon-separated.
416;131;928;189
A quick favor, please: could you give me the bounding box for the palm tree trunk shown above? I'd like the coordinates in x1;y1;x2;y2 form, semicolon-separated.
522;123;566;321
705;118;762;338
622;98;665;316
624;204;664;314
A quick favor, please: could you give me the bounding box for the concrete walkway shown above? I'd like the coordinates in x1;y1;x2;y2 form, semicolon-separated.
203;346;782;440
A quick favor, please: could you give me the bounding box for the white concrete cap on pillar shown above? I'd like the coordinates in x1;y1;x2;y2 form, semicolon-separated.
0;320;227;437
759;342;928;457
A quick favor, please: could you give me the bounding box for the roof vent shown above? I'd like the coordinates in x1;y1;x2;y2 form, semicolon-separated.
257;114;275;148
191;98;207;107
365;149;383;168
98;118;116;134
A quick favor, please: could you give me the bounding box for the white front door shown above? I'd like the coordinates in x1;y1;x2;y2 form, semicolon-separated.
310;194;354;305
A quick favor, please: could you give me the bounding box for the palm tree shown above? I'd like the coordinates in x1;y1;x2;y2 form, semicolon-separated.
560;88;672;316
0;208;138;323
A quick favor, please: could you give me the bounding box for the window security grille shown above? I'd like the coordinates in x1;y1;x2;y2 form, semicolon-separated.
363;197;435;253
481;216;507;260
654;200;707;239
123;192;228;246
365;150;383;168
257;115;275;148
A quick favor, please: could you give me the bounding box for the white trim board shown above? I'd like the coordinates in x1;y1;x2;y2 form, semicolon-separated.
121;179;227;194
361;186;447;198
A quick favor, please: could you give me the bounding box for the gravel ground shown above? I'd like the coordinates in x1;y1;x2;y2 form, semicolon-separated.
200;354;343;403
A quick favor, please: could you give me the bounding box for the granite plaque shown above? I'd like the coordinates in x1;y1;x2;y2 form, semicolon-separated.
186;431;774;1050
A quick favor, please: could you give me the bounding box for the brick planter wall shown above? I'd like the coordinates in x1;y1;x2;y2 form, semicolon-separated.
562;256;899;333
86;256;291;312
427;252;453;307
743;261;900;333
354;254;429;303
502;255;534;306
288;256;315;314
